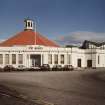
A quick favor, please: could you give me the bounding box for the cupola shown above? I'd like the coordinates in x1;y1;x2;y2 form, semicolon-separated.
24;18;34;31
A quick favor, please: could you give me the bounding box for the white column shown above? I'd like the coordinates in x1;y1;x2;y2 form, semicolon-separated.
29;54;31;67
58;54;60;65
25;54;28;67
43;53;48;64
65;54;67;65
52;54;54;65
10;54;12;65
41;54;43;66
16;54;18;67
23;53;27;67
26;54;30;68
3;54;5;67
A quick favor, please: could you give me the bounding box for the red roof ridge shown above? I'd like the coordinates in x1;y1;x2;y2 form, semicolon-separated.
36;32;59;47
0;30;60;47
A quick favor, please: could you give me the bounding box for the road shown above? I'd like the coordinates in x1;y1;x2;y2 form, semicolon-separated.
0;69;105;105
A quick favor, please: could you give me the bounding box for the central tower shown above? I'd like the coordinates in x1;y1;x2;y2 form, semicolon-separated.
24;18;34;31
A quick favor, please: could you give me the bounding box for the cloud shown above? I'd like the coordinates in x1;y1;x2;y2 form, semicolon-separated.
55;31;105;46
0;39;5;43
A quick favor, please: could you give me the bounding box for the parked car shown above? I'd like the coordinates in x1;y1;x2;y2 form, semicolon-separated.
0;67;3;72
63;65;74;71
17;65;28;71
52;65;62;71
28;66;41;71
3;65;15;72
40;64;50;71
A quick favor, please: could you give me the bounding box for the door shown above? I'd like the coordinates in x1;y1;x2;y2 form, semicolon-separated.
30;54;41;67
32;59;36;67
77;59;81;67
87;60;92;67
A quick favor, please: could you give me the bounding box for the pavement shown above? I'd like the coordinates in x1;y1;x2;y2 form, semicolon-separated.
0;69;105;105
0;84;36;105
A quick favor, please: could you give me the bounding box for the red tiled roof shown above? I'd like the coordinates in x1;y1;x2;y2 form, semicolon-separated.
0;30;59;47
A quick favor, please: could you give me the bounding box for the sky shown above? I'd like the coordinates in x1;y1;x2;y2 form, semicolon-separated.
0;0;105;45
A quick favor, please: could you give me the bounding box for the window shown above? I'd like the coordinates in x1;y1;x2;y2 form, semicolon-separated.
48;54;52;64
18;54;23;64
31;22;32;27
12;54;16;64
0;54;3;64
26;22;27;27
60;55;64;64
28;22;30;27
78;59;81;67
5;54;9;64
54;54;58;64
98;55;100;64
67;54;71;64
29;47;33;49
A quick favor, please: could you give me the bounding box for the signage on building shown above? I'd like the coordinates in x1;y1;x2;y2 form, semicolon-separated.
28;46;43;50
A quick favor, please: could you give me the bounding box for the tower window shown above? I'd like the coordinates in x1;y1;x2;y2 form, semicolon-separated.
24;19;34;30
28;22;30;27
31;22;32;27
26;22;27;27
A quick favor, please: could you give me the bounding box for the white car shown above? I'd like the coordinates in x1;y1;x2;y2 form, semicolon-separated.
17;65;27;70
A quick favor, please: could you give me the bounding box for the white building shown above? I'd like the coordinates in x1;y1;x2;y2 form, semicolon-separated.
0;19;105;68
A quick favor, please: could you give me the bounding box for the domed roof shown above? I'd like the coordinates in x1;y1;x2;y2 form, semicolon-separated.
0;30;59;47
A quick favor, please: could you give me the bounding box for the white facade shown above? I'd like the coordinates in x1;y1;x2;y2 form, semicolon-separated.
0;44;105;68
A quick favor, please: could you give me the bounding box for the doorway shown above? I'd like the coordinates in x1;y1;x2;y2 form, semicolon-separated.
87;60;92;68
77;59;81;67
30;54;41;67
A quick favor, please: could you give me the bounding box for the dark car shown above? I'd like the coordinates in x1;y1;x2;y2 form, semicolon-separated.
0;67;3;72
52;65;62;71
40;64;50;71
3;65;15;72
63;65;74;71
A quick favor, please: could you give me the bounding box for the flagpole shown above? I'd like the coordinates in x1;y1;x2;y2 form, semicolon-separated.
35;19;37;45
